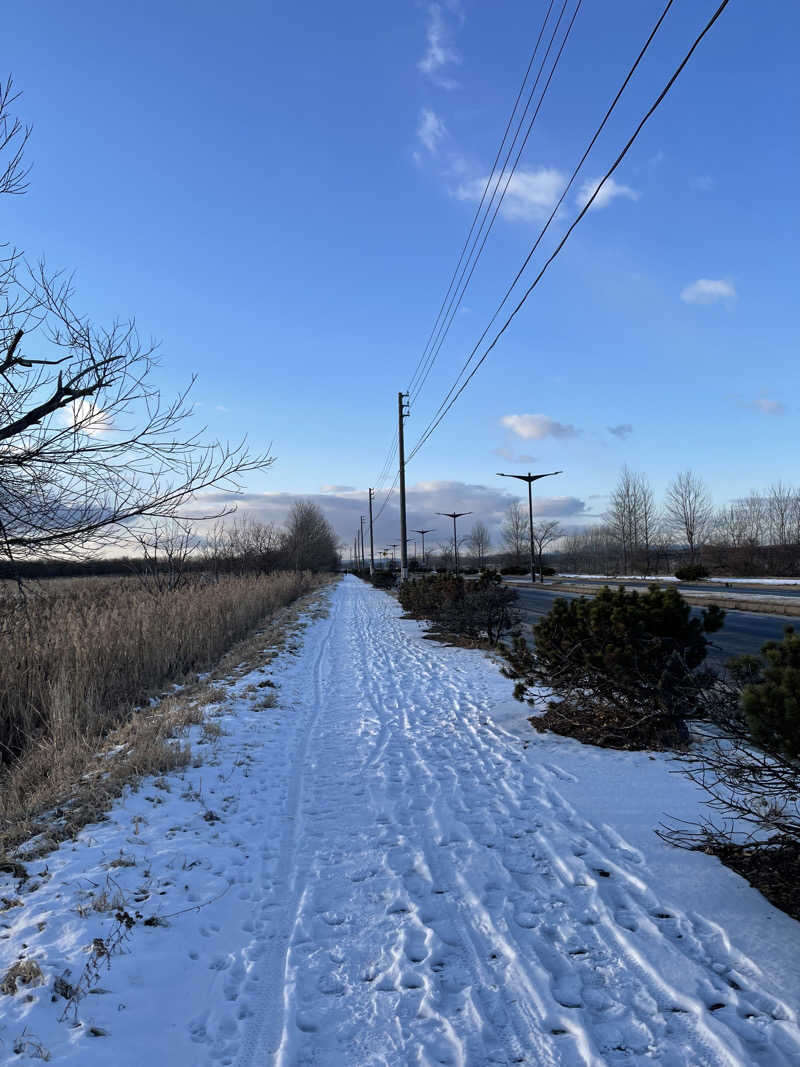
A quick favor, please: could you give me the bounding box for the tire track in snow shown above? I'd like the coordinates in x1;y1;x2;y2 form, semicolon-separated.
235;587;341;1066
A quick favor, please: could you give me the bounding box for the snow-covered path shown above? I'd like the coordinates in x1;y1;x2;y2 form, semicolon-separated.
232;577;799;1067
3;575;799;1066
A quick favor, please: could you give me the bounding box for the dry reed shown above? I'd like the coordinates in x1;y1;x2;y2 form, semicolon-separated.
0;571;321;844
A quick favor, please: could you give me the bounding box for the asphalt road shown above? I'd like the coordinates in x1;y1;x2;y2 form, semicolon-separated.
513;586;792;667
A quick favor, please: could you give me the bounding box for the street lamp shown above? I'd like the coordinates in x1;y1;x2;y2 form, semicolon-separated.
412;528;435;571
496;470;562;583
435;511;472;574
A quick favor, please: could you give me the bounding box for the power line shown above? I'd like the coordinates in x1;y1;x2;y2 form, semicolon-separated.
410;0;582;406
408;0;724;464
405;0;558;402
409;0;677;457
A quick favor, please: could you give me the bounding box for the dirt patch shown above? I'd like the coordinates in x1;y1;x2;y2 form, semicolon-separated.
709;838;800;923
528;701;688;752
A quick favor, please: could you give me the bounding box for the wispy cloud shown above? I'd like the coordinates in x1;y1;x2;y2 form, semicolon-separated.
680;278;736;305
456;167;565;222
576;176;640;211
491;446;537;464
751;394;785;416
608;423;633;440
500;413;579;440
690;175;715;191
417;108;446;154
419;3;461;90
321;484;356;493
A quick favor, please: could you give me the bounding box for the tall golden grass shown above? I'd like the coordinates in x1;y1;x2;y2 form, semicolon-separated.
0;571;319;838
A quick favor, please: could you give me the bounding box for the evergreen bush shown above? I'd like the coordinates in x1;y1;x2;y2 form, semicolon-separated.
740;627;800;759
503;585;725;748
398;572;517;644
674;564;709;581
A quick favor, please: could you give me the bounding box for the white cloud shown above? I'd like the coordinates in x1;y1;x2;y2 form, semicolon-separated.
576;176;640;211
60;399;114;436
751;394;785;416
500;413;579;440
419;3;461;90
491;446;537;464
680;278;736;305
690;175;715;191
321;484;356;493
417;108;446;154
608;423;633;440
456;167;565;223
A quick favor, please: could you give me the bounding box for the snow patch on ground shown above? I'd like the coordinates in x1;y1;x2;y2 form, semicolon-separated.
1;577;798;1066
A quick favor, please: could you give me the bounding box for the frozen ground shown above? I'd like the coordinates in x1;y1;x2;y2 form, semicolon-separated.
1;575;799;1066
558;574;800;587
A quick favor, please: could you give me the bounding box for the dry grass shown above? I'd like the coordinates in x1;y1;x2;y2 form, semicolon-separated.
0;572;330;854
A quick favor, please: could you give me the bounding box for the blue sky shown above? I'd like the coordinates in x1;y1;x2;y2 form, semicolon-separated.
4;0;798;548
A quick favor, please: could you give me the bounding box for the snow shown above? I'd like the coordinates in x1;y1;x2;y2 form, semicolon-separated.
558;574;800;588
1;575;799;1065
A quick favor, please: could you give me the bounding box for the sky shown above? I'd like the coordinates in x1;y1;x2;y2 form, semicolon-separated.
3;0;798;552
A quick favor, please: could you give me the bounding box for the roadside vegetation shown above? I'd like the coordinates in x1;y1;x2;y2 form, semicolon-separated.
0;570;323;851
501;585;725;750
396;572;518;646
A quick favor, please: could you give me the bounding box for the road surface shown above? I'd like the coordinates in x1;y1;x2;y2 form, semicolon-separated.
513;587;792;666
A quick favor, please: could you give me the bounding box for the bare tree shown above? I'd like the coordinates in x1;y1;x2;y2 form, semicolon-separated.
0;82;272;566
605;467;660;575
0;77;30;197
531;520;562;580
128;517;199;594
467;520;491;570
500;500;528;566
281;500;337;572
664;470;713;564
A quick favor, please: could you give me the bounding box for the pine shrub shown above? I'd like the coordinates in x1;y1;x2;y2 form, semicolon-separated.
503;585;725;748
740;627;800;759
675;564;709;581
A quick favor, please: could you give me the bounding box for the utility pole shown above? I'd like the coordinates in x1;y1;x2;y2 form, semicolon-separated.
387;543;399;565
360;515;367;572
496;470;562;583
412;528;435;570
435;511;472;574
398;392;410;582
368;488;375;575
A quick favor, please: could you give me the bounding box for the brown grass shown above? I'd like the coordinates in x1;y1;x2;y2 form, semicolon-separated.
0;572;330;854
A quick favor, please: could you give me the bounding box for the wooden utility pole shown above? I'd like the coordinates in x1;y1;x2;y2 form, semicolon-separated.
398;392;410;581
368;489;375;575
360;515;367;571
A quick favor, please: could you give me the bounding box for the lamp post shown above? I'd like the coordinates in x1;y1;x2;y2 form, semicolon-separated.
412;528;435;570
496;470;562;583
435;511;472;574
